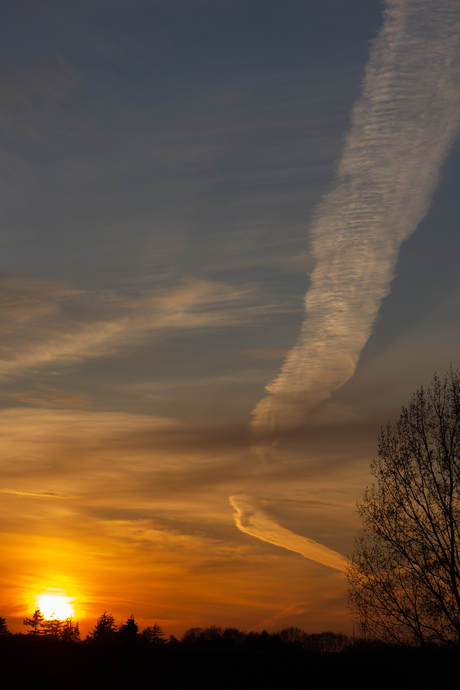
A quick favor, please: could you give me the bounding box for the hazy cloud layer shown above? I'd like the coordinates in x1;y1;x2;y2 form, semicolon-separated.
0;275;281;377
230;495;347;572
253;0;460;432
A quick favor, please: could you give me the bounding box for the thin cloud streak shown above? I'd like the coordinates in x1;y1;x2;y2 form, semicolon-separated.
0;489;69;498
230;495;347;572
253;0;460;432
0;276;281;377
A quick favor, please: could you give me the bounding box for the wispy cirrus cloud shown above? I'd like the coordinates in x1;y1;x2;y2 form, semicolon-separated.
0;489;69;498
252;0;460;432
0;275;280;377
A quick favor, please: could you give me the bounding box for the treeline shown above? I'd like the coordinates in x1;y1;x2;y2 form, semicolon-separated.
178;626;352;653
0;611;368;652
20;609;80;641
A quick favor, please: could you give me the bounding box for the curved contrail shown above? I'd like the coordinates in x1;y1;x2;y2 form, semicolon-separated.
252;0;460;433
230;495;347;572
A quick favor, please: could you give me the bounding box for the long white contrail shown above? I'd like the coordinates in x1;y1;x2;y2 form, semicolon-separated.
252;0;460;432
229;495;347;572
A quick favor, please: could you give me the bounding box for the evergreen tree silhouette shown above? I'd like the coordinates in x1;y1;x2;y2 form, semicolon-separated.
23;609;45;636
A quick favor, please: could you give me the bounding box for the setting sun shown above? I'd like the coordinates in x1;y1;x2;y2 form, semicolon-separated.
35;593;75;621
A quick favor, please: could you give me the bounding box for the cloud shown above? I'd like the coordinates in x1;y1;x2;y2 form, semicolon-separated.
7;387;90;409
129;370;269;394
244;348;289;362
252;0;460;432
0;406;257;507
0;489;69;498
250;604;310;631
229;495;347;572
0;407;179;468
0;275;280;377
0;274;80;322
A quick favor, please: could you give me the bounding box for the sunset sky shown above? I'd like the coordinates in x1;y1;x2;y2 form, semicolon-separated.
2;0;460;637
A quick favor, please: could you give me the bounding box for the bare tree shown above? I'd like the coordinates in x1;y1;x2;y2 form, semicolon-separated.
347;369;460;646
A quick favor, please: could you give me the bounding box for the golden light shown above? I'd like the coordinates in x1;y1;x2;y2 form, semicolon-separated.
36;592;75;620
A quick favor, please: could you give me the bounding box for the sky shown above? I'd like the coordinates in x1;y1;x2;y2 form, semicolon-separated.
1;0;460;637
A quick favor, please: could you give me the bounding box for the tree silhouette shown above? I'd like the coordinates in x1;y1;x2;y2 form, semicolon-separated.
60;619;80;643
42;618;63;639
221;627;246;648
22;609;80;641
87;612;119;643
23;608;45;636
140;623;165;644
277;626;305;645
122;615;138;644
348;369;460;646
0;616;10;638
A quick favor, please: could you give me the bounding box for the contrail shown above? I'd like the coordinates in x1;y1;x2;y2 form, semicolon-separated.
230;495;347;572
252;0;460;432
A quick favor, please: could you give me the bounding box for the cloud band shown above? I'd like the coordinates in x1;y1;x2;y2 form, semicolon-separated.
252;0;460;432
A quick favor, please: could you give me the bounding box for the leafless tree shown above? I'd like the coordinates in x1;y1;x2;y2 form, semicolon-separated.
347;369;460;646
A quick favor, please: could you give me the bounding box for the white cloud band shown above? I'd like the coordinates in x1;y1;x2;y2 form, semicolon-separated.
252;0;460;432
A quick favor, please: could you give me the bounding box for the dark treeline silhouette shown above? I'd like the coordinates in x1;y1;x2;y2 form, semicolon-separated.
2;612;460;689
178;625;352;653
1;609;448;655
16;608;354;652
6;604;460;658
0;607;383;653
22;608;80;642
7;609;460;653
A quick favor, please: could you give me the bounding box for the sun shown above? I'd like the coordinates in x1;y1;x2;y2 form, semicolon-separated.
36;593;75;620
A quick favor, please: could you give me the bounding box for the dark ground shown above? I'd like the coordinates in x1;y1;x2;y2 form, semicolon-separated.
1;638;458;690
